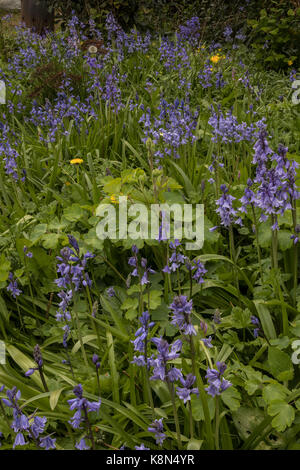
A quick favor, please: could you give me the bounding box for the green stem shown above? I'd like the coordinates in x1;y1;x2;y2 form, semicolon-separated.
251;204;264;283
85;285;102;353
38;367;49;393
188;401;194;439
74;310;89;368
191;336;214;449
215;396;220;450
167;379;182;450
271;216;278;269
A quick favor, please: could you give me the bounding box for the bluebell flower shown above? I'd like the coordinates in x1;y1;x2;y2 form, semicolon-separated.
132;311;155;367
92;354;100;370
7;272;22;299
75;438;90;450
68;384;101;431
107;287;116;297
170;295;196;336
150;338;182;383
13;432;27;449
201;336;213;348
148;419;166;446
39;435;56;450
135;443;150;450
205;362;232;397
176;374;199;403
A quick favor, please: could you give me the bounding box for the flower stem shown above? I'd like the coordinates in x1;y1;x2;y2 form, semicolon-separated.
166;379;182;450
215;396;220;450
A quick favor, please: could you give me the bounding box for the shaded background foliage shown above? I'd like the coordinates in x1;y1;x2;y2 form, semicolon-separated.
41;0;300;70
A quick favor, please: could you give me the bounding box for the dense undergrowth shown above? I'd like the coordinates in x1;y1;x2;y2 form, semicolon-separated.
0;11;299;450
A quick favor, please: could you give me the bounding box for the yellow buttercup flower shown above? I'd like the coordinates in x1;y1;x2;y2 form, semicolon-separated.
110;195;119;204
210;54;221;64
70;158;83;165
288;60;293;66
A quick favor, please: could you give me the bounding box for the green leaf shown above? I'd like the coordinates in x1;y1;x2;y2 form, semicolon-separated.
29;224;48;244
191;394;215;421
262;383;289;404
142;290;162;310
268;347;294;382
64;204;86;222
0;254;11;282
267;400;295;432
221;386;241;411
277;230;293;251
231;307;251;329
254;301;277;340
49;388;65;411
187;439;203;450
42;233;60;250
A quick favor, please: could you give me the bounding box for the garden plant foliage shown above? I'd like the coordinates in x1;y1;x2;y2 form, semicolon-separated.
0;7;299;451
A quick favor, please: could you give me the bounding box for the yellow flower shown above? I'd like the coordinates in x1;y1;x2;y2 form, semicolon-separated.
210;55;221;64
110;195;119;204
70;158;83;165
65;181;71;186
288;60;293;66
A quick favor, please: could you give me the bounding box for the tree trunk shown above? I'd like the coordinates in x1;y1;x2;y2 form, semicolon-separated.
21;0;54;34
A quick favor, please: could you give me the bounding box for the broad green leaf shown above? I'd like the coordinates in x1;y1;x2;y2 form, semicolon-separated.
221;386;241;411
268;346;294;382
267;400;295;432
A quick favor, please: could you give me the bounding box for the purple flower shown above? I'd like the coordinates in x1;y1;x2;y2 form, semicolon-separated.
215;184;242;228
107;287;116;297
205;362;232;397
176;374;199;403
39;435;56;450
150;338;182;383
128;246;155;284
201;336;213;348
75;438;90;450
2;387;51;448
132;311;155;367
170;295;195;336
251;316;261;338
68;384;101;431
148;418;166;446
6;272;22;299
31;416;47;439
177;17;201;47
92;354;100;370
135;443;150;450
13;432;27;449
23;246;33;258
